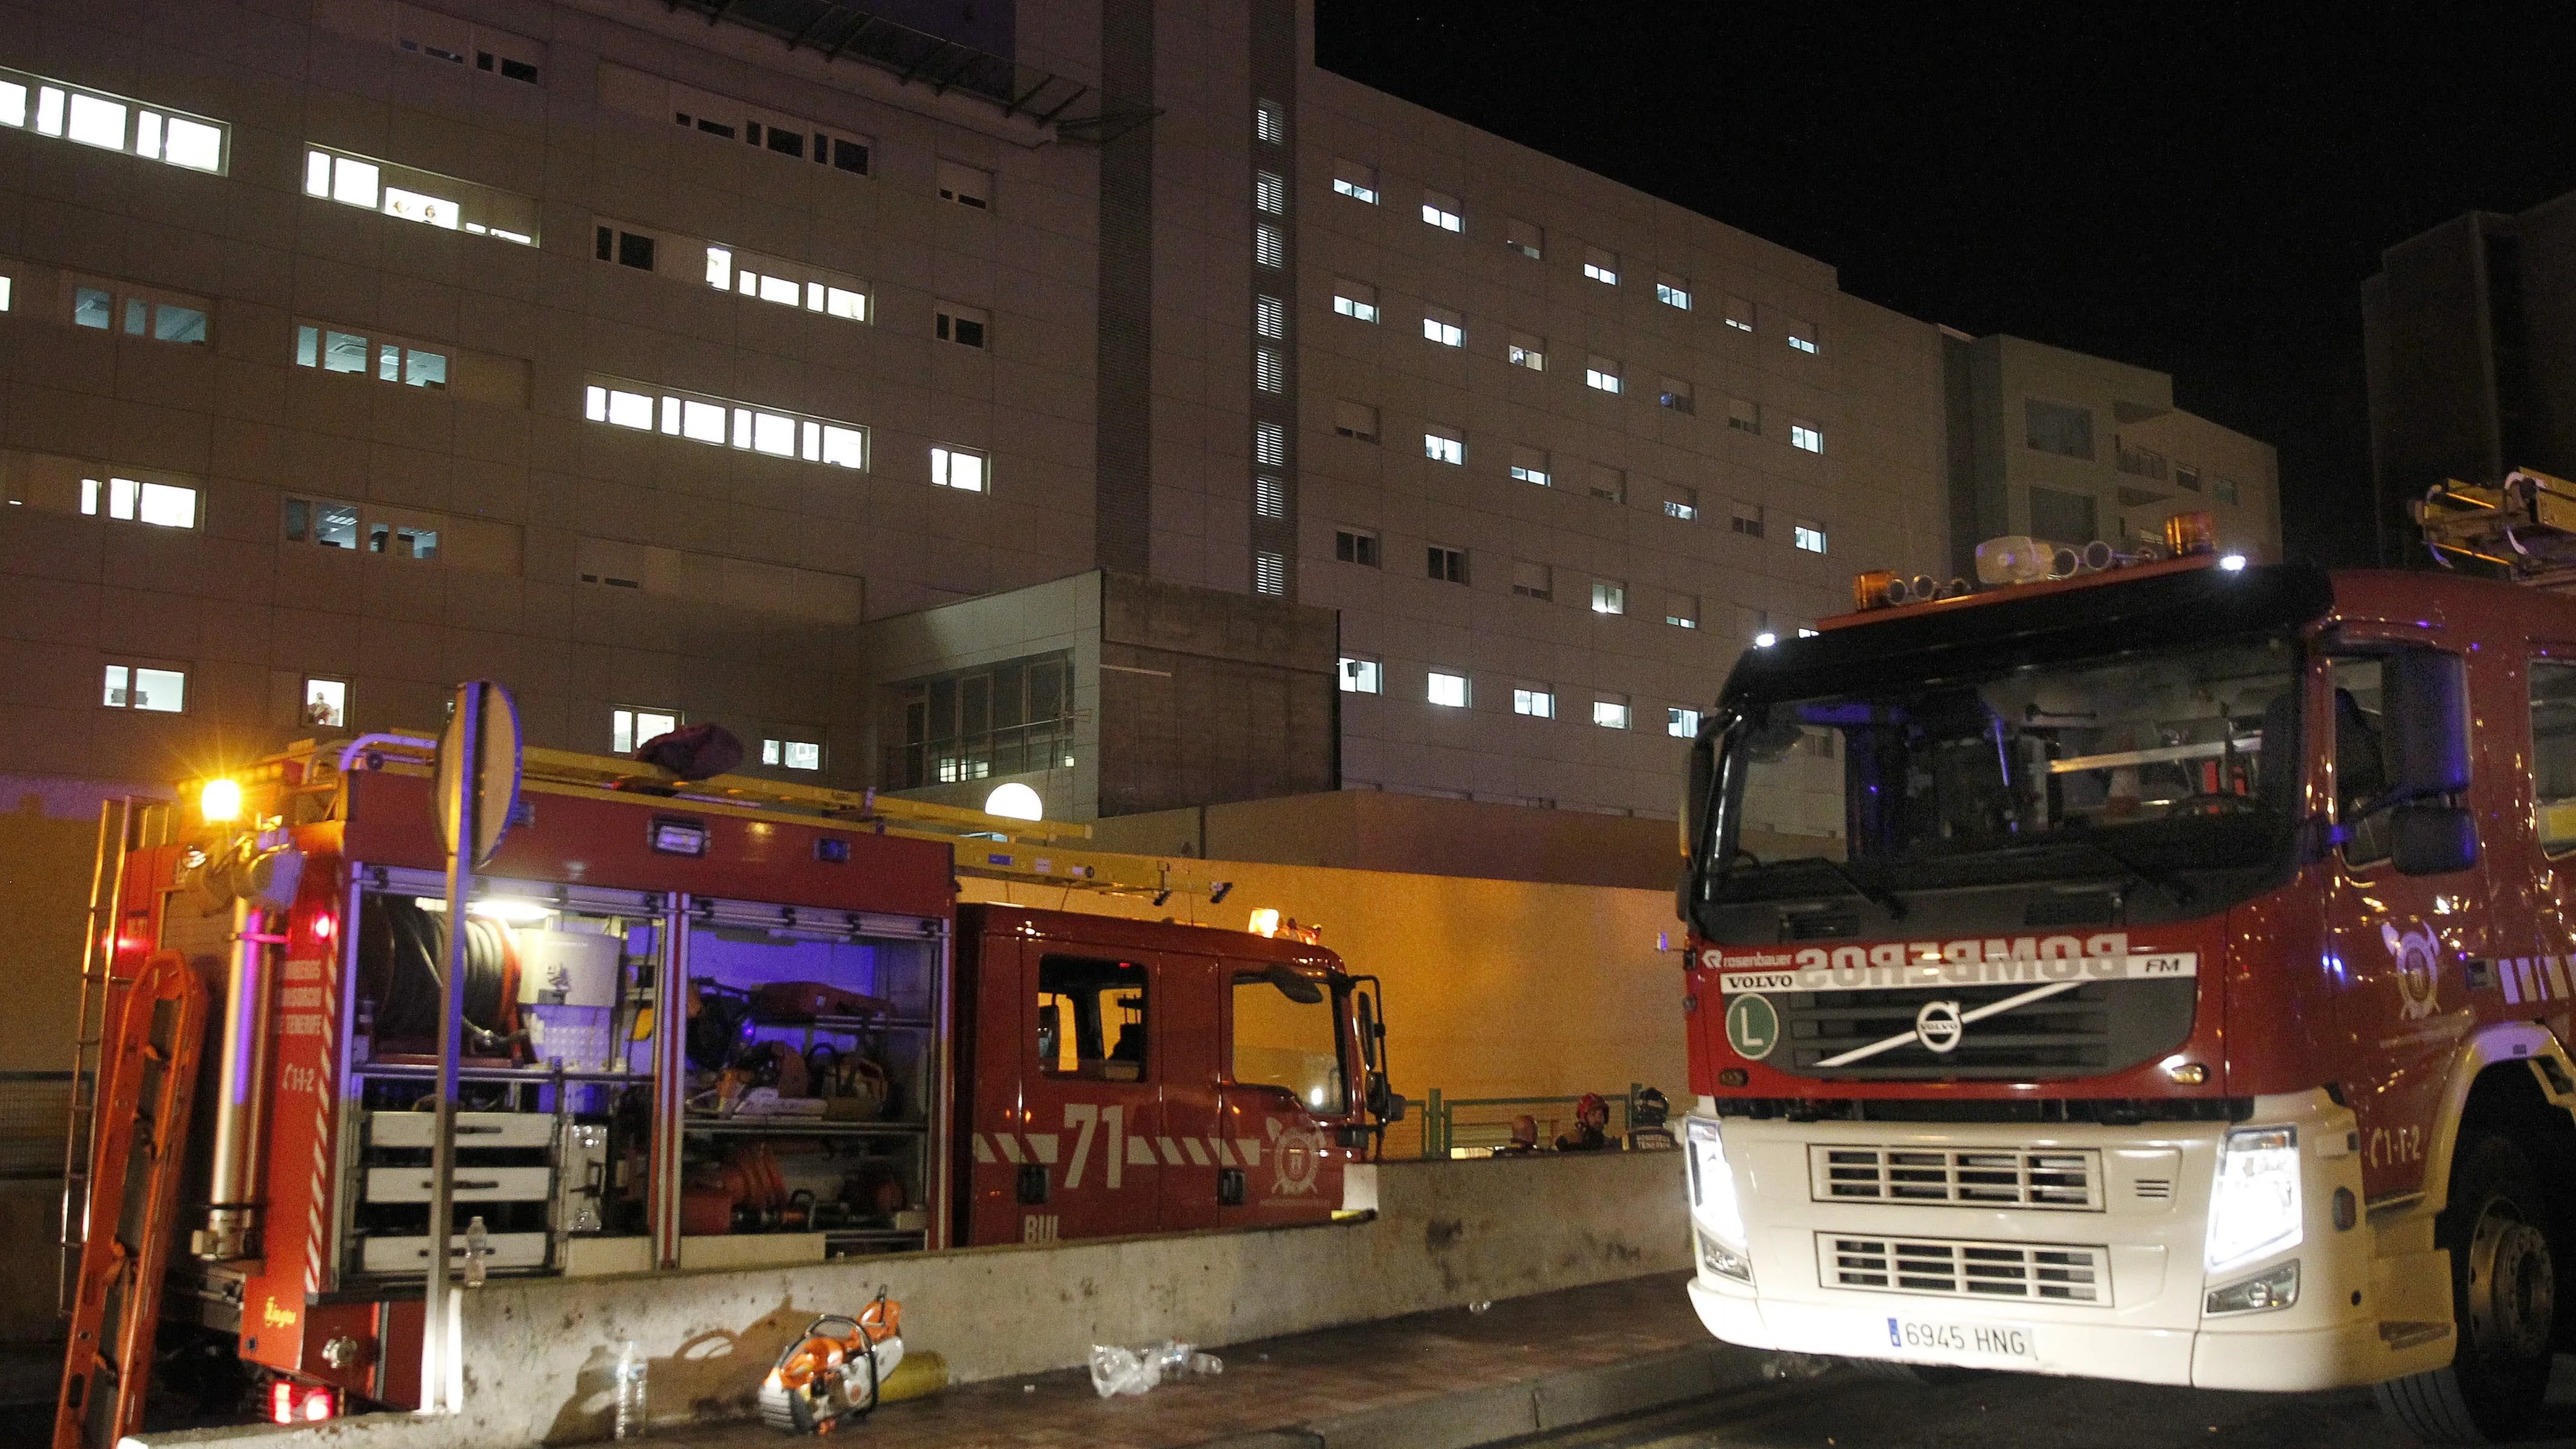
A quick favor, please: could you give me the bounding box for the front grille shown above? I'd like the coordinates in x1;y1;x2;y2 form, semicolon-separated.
1770;979;2196;1081
2133;1176;2174;1201
1811;1146;2101;1210
1819;1233;2106;1304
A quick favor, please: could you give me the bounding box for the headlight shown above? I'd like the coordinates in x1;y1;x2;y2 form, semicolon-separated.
2205;1126;2301;1275
2205;1260;2299;1315
1687;1117;1746;1245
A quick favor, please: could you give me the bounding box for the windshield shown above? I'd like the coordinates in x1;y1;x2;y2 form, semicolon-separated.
1706;632;2300;895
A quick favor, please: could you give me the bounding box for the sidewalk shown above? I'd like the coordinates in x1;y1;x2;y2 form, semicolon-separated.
657;1272;1762;1449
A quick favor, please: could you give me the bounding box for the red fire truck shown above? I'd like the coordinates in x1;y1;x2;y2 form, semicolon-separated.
55;734;1396;1445
1679;497;2576;1443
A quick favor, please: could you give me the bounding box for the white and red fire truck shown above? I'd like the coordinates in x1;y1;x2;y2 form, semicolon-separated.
1680;494;2576;1443
54;733;1396;1446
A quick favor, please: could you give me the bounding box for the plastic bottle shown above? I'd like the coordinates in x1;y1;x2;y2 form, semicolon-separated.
613;1340;648;1439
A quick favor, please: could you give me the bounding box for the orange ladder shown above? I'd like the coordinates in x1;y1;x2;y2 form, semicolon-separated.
55;951;208;1449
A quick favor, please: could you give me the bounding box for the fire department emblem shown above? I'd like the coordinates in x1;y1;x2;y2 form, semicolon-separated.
1266;1118;1325;1196
2382;923;2442;1020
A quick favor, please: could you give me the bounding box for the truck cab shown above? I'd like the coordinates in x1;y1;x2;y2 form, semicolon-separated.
954;904;1382;1245
1678;543;2576;1443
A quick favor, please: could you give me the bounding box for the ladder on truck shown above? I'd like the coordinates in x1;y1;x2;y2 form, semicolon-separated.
54;952;209;1449
55;797;154;1319
2414;468;2576;589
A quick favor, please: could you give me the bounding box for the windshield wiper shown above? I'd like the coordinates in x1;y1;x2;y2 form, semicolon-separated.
1753;855;1908;920
2039;837;2196;906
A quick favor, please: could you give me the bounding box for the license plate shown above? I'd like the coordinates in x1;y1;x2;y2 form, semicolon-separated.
1883;1316;2037;1362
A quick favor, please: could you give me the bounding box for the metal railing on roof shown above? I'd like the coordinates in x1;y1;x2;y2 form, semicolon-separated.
665;0;1157;141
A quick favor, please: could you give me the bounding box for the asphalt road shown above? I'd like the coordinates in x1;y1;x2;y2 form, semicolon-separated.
1504;1365;2576;1449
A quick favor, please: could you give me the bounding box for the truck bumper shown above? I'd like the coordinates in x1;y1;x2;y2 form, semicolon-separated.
1682;1090;2455;1392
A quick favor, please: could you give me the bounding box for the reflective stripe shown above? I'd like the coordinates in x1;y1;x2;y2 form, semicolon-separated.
1026;1132;1060;1165
972;1133;996;1164
996;1134;1025;1164
1209;1137;1236;1166
1234;1138;1261;1167
1157;1136;1184;1166
1126;1135;1157;1166
1181;1137;1210;1167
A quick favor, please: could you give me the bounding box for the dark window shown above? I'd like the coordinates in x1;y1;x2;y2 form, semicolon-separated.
766;126;804;159
1427;545;1466;584
938;312;988;349
2332;657;2393;867
1335;529;1379;566
2028;486;2098;545
2024;399;2096;460
832;137;871;174
617;231;655;271
499;57;539;83
885;651;1072;788
695;117;736;139
1037;955;1148;1081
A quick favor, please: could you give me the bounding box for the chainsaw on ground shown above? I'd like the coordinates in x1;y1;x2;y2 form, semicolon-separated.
757;1294;905;1434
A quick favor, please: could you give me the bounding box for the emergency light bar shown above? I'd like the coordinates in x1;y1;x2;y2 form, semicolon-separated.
1837;509;2225;626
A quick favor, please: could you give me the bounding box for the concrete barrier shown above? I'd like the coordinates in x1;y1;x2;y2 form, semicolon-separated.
137;1150;1687;1449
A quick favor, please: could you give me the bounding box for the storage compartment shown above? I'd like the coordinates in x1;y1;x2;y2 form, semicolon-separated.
360;1230;550;1274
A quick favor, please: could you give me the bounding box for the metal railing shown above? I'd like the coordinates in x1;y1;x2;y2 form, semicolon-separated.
4;1070;77;1181
1412;1084;1674;1158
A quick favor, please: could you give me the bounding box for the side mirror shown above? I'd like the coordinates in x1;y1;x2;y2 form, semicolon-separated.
1355;993;1379;1070
2393;804;2478;876
2388;651;2471;797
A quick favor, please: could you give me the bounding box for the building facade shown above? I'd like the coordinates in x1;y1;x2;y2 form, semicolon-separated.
2364;187;2576;565
0;0;2251;840
1944;333;2280;582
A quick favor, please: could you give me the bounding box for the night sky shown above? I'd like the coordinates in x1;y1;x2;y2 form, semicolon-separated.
1313;3;2576;568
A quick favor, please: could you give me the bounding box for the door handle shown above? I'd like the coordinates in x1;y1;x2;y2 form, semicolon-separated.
1016;1164;1049;1205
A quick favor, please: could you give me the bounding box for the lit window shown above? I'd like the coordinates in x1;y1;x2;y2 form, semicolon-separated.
1339;656;1383;693
1253;551;1287;595
611;707;682;755
1255;224;1286;269
1592;698;1630;729
1421;190;1461;231
1724;296;1755;333
294;322;450;389
0;65;228;172
1256;421;1288;467
1584;357;1621;394
1728;397;1761;434
1256;346;1286;393
0;274;12;311
1427;545;1467;584
1798;627;1821;638
932;446;987;492
79;476;196;529
1423;429;1464;466
72;277;210;345
1255;170;1287;216
1335;528;1380;566
1255;101;1284;145
1786;320;1818;354
1657;377;1693;413
1255;474;1286;519
935;303;989;349
1513;687;1554;718
303;145;534;244
1333;401;1379;442
1510;560;1552;600
1427;671;1469;708
1656;273;1691;309
937;159;993;209
1422;305;1462;347
1663;485;1698;522
1332;159;1378;204
1508;331;1545;371
700;240;869;323
1256;294;1287;339
101;662;187;713
303;677;349;728
1504;217;1542;260
1582;246;1618;285
1790;422;1823;454
1591;580;1625;616
281;497;362;549
585;377;866;471
1668;707;1701;738
1665;592;1699;629
761;738;824;771
1794;522;1828;554
1509;445;1550;487
1332;279;1379;322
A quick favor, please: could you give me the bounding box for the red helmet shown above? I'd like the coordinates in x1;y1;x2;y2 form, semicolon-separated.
1576;1092;1607;1119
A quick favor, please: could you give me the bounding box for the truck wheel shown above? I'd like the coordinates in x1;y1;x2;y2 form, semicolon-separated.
2374;1135;2558;1444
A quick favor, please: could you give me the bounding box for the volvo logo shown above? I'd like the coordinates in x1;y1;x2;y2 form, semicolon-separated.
1914;999;1965;1054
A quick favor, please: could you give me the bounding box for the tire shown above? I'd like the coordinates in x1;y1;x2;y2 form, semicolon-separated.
2374;1134;2558;1444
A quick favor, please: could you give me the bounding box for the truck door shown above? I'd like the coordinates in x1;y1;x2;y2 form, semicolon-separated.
1018;950;1163;1241
1154;952;1225;1232
2323;649;2491;1198
1216;960;1349;1224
